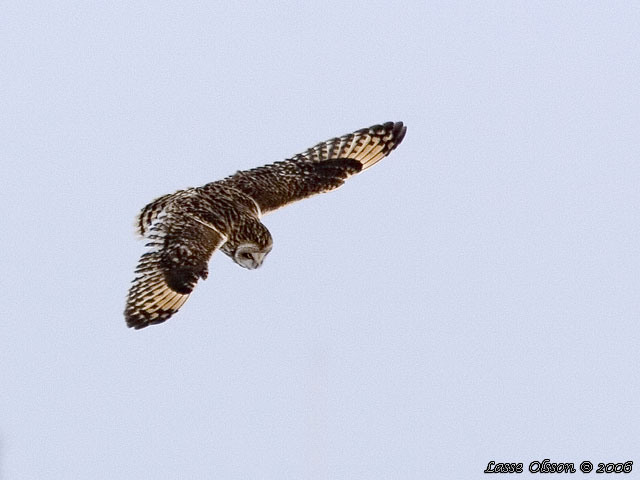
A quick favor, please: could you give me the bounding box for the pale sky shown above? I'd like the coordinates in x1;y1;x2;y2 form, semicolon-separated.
1;1;639;478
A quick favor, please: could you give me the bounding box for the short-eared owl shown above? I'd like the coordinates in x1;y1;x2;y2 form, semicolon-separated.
125;121;407;328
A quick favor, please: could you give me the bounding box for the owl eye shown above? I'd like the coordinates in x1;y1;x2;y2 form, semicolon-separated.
240;252;252;260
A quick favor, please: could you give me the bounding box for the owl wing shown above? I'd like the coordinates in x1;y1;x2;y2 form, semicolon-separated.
224;121;406;215
125;208;226;329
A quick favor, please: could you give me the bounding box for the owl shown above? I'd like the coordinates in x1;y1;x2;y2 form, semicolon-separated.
125;121;407;328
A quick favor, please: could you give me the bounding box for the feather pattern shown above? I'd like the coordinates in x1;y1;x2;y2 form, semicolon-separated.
222;121;406;214
125;208;226;329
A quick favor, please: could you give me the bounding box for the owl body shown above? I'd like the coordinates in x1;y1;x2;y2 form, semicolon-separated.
125;121;406;328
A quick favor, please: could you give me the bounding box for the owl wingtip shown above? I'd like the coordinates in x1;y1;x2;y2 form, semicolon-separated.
371;121;406;146
125;311;171;329
391;121;407;149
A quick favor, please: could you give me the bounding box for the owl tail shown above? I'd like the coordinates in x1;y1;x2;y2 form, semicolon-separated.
135;191;183;237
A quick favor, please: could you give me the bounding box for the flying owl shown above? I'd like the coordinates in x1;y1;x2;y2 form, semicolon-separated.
125;121;407;328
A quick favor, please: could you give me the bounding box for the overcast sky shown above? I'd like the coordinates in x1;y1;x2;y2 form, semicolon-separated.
1;1;639;478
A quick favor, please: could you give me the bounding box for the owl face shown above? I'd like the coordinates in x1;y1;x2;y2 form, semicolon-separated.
220;217;273;269
233;243;272;269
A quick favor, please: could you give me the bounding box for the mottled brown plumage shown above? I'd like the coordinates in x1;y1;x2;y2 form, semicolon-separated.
125;121;407;328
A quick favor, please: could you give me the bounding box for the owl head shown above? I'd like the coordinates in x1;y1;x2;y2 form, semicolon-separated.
229;220;273;270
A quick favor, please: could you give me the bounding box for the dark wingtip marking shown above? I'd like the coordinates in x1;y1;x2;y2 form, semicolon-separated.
365;121;406;150
125;309;174;329
391;121;406;150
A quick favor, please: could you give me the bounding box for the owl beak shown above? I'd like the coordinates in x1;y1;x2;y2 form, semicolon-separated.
252;252;266;268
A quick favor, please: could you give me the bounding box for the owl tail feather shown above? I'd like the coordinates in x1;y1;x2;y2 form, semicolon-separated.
135;191;183;237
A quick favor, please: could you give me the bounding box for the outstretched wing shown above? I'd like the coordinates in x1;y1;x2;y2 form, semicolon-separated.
223;121;406;215
125;208;226;329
